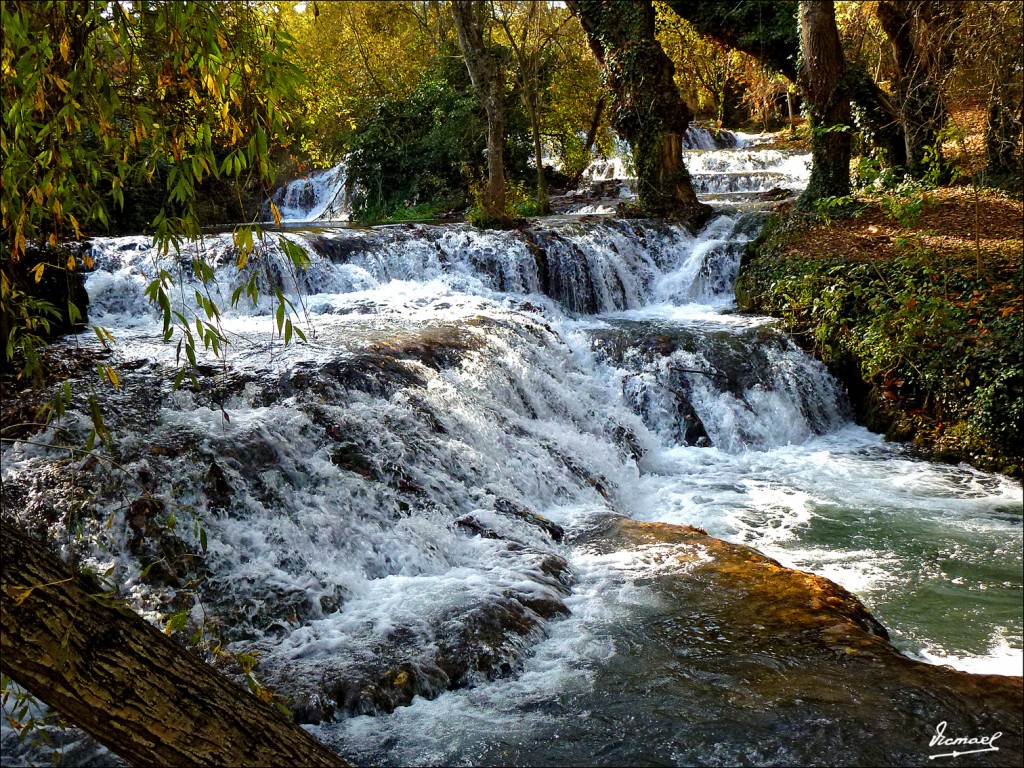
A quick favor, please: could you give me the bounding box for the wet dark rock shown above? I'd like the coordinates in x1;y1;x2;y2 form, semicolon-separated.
612;424;646;462
138;532;195;589
518;227;550;288
320;354;427;397
534;553;572;590
305;234;369;264
758;186;795;201
127;496;163;552
202;460;234;514
454;514;501;539
367;327;475;371
541;443;611;500
329;442;375;478
494;498;565;543
271;589;569;724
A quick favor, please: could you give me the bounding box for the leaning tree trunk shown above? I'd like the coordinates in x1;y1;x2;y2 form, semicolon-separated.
845;64;908;170
568;95;606;188
665;0;799;83
876;0;962;179
797;0;852;207
567;0;710;228
0;519;347;767
452;0;508;226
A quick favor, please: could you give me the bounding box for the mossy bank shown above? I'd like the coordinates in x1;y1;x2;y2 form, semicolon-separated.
736;186;1023;477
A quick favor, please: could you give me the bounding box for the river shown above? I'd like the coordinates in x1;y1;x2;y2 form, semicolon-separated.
1;127;1020;766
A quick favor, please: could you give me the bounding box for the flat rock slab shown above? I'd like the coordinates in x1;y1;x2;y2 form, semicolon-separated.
568;518;1022;766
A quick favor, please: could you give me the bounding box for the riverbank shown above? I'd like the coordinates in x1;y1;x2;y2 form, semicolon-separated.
736;183;1023;476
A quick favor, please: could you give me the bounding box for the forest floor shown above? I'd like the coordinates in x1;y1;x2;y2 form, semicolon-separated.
737;120;1023;476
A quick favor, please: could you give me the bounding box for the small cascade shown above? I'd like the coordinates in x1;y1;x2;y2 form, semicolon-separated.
588;320;850;452
557;125;806;213
271;162;350;222
681;124;742;149
86;218;721;320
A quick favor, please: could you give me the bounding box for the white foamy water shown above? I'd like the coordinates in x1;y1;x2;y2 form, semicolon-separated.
273;162;350;222
562;126;809;214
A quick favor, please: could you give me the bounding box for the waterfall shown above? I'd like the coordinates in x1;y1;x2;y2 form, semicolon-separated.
562;125;810;214
271;162;350;223
3;123;1021;767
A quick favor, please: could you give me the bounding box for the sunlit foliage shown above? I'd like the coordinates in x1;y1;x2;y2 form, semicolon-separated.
2;0;304;375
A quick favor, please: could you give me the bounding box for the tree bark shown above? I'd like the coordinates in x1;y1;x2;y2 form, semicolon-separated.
876;1;962;178
527;96;551;213
569;95;606;189
845;63;908;170
452;0;509;225
567;0;710;228
0;518;347;767
797;0;852;206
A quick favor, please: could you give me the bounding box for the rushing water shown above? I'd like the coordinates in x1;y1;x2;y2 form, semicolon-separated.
1;127;1020;765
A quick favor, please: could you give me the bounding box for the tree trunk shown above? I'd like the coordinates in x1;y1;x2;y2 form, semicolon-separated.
845;64;908;170
569;95;606;189
452;1;509;226
797;0;852;206
527;96;551;214
0;519;347;767
876;0;962;179
567;0;710;228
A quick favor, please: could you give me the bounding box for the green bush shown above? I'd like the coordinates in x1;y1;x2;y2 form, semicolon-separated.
346;54;534;224
346;55;482;222
738;235;1023;472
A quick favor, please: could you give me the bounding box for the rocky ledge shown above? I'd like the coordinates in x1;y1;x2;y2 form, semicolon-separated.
576;518;1022;766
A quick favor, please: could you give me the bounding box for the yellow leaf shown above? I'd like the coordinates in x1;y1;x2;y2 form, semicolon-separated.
393;670;409;686
11;586;35;606
31;263;45;282
271;202;282;227
67;254;76;271
105;366;120;389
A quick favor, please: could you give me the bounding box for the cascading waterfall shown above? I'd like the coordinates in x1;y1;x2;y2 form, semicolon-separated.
271;162;351;222
2;128;1021;766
